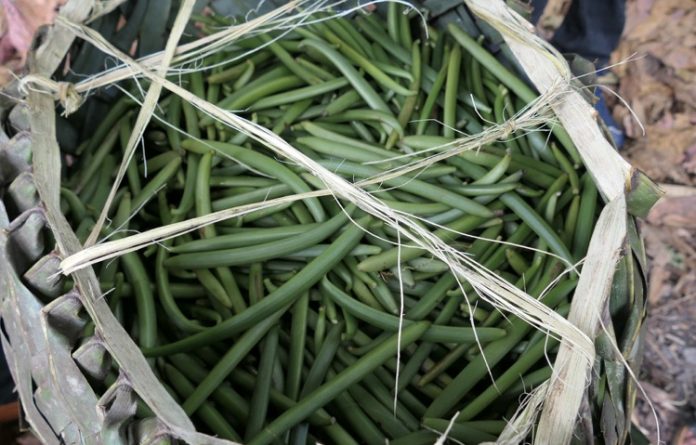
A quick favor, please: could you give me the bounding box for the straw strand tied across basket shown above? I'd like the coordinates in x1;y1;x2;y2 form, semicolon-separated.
0;0;660;444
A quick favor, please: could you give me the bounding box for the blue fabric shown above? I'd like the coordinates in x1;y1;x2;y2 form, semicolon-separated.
532;0;626;148
594;88;625;149
532;0;625;66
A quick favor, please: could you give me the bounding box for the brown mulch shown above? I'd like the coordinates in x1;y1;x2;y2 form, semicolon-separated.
635;217;696;443
610;0;696;442
611;0;696;184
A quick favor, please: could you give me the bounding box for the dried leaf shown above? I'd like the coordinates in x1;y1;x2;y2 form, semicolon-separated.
0;0;66;84
611;0;696;185
647;195;696;228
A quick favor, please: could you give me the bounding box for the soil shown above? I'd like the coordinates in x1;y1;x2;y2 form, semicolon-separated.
609;0;696;442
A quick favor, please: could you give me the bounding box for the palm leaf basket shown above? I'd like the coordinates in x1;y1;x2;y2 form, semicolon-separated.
0;0;661;444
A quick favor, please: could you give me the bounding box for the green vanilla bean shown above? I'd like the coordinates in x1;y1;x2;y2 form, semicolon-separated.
181;139;326;223
53;9;603;442
144;216;370;356
247;321;430;445
448;23;582;165
425;278;577;417
165;206;355;269
245;326;280;440
322;278;505;343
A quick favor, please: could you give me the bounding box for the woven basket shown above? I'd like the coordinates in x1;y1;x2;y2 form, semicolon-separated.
0;1;656;443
